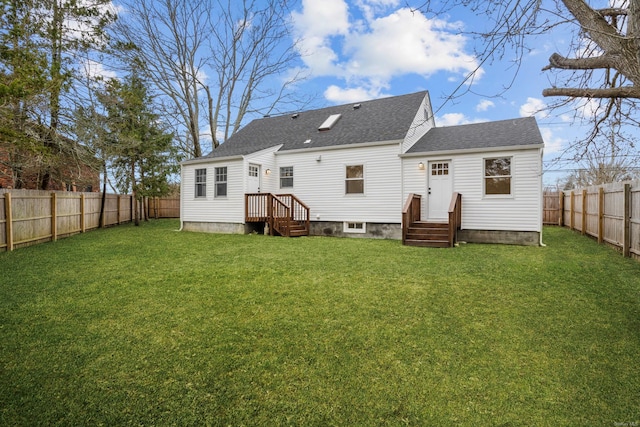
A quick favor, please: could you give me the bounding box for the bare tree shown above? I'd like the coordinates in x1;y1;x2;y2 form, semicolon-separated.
116;0;306;159
411;0;640;150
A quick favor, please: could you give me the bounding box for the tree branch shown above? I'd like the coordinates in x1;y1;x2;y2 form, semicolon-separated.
542;86;640;98
542;52;620;71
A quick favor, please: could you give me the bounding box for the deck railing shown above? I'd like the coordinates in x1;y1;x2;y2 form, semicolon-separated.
402;193;422;244
245;193;310;236
447;192;462;247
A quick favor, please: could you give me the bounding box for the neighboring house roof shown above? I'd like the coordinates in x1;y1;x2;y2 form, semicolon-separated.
407;117;544;154
196;91;429;160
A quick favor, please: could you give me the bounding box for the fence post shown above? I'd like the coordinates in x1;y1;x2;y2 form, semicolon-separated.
598;187;604;244
558;191;564;227
117;195;121;224
80;193;86;233
51;192;58;242
5;192;13;251
570;191;575;230
623;183;631;258
581;189;587;235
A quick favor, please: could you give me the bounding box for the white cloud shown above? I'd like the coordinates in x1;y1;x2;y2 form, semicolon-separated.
476;100;495;112
437;113;471;127
291;0;350;76
324;85;385;103
291;2;479;103
81;59;117;80
540;127;565;155
343;9;478;81
520;97;550;119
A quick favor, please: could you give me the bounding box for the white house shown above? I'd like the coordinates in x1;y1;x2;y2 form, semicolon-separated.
180;91;545;246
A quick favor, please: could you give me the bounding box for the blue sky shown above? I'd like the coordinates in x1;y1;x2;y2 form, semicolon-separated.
88;0;608;185
286;0;599;186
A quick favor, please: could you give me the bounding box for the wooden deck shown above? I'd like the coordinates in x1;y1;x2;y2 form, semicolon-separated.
245;193;310;237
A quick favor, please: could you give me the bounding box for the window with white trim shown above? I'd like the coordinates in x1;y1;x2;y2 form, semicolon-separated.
345;165;364;194
249;165;258;177
195;168;206;198
344;222;366;233
484;157;512;195
215;167;227;197
280;166;293;188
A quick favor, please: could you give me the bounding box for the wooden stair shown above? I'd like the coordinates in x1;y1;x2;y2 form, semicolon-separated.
402;192;462;248
245;193;310;237
404;221;450;248
272;221;309;237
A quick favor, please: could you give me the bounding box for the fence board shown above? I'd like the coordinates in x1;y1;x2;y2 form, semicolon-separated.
0;189;143;252
543;190;560;225
543;179;639;261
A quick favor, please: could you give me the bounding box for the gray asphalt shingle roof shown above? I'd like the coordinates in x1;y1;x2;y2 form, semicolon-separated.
196;91;428;159
406;116;544;154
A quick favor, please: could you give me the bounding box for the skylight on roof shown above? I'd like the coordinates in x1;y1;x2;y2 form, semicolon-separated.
318;114;341;131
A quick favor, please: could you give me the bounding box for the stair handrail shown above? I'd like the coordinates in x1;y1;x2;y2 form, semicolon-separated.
447;192;462;247
402;193;422;245
276;193;310;232
271;196;291;237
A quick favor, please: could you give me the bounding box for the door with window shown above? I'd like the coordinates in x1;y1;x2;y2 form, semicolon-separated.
248;164;261;193
427;161;452;220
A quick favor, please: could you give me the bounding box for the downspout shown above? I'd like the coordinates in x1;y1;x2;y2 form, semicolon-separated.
178;163;184;231
539;147;545;246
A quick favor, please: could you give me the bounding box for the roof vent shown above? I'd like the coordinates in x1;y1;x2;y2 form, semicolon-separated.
291;113;299;119
353;104;361;110
303;139;312;144
318;113;341;131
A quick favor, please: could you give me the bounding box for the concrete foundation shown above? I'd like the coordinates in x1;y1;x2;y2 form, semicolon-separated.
457;229;541;246
182;221;248;234
309;221;401;240
182;220;540;246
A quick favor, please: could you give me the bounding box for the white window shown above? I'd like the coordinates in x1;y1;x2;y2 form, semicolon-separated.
195;168;206;198
345;165;364;194
484;157;512;195
249;165;258;177
280;166;293;188
344;222;366;233
215;167;227;197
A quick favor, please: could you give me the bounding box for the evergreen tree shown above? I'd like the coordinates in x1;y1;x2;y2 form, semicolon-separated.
99;71;177;225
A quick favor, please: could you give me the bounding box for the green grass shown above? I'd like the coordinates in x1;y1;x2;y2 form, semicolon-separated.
1;220;639;426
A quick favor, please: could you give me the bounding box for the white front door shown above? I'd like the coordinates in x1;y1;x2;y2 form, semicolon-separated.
248;164;261;193
427;161;452;220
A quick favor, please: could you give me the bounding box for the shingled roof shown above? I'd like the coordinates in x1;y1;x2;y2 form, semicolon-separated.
407;116;544;154
196;91;428;159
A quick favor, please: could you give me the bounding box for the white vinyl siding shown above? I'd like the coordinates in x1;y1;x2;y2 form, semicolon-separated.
181;160;245;223
402;148;542;232
275;143;402;223
401;94;436;153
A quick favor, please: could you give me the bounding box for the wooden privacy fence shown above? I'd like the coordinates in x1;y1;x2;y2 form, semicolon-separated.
543;180;640;260
147;197;180;219
0;189;142;252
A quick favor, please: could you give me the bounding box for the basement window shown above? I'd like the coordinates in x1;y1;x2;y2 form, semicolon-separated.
318;114;341;131
344;222;366;234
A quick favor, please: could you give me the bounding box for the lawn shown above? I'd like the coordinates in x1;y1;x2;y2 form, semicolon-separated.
1;220;639;426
